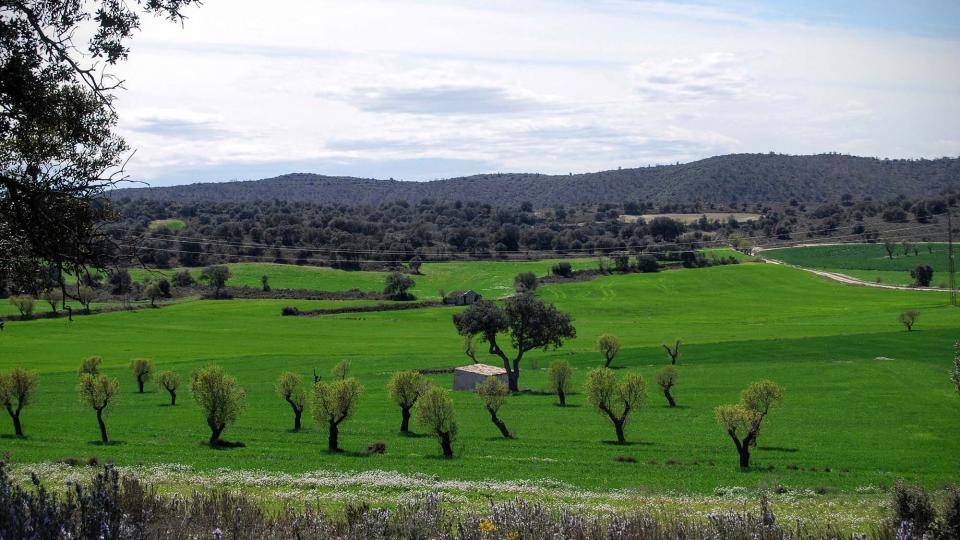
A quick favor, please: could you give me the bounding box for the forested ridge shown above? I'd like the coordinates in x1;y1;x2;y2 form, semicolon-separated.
113;153;960;206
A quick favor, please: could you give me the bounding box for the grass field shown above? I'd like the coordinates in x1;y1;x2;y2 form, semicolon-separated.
129;258;599;298
148;219;186;231
764;243;954;286
2;259;959;498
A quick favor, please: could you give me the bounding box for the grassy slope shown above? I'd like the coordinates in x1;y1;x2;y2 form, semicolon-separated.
764;243;953;285
1;262;958;494
129;258;599;299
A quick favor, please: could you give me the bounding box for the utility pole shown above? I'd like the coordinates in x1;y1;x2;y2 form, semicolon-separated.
949;207;957;307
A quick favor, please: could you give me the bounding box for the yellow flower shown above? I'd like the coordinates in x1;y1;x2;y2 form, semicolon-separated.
507;531;520;540
478;519;497;533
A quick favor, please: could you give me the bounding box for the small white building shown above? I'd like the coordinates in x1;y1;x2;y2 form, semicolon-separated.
453;363;508;390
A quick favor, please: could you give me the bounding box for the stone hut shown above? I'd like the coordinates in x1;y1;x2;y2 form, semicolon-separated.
443;290;482;306
453;363;508;390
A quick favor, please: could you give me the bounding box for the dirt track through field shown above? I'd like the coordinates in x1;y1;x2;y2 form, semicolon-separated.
757;252;944;292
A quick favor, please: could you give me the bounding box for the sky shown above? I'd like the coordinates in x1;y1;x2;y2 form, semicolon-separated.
111;0;960;186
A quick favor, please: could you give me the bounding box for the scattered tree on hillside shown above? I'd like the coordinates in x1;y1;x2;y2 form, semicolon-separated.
911;265;934;287
636;254;660;273
415;387;458;458
157;370;180;406
199;265;231;298
901;241;912;257
42;288;62;314
261;274;270;292
190;365;245;446
0;368;39;436
276;372;306;431
899;310;920;331
513;272;538;293
129;358;154;393
597;334;621;367
9;295;34;320
79;356;102;377
144;282;162;307
663;340;682;365
331;360;352;380
475;376;513;438
551;262;573;277
172;271;195;287
714;380;784;469
312;378;363;452
78;374;120;444
409;256;423;274
951;341;960;396
547;360;573;406
384;272;415;300
656;366;679;407
884;240;897;260
453;294;576;391
77;285;95;314
388;370;431;433
585;368;646;444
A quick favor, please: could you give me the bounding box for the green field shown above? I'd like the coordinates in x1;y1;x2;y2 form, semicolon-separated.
1;259;958;498
148;219;186;231
129;258;599;299
764;243;953;286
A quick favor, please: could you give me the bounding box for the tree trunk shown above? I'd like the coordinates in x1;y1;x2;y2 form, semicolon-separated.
137;377;145;393
328;421;340;452
209;421;224;446
614;420;625;444
605;355;612;368
664;387;676;407
557;389;566;406
489;408;512;438
7;405;23;436
728;430;750;469
400;406;411;433
168;389;176;406
286;398;302;431
439;431;453;458
96;408;109;443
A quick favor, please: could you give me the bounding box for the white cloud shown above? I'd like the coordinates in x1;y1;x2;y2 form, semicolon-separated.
109;0;960;185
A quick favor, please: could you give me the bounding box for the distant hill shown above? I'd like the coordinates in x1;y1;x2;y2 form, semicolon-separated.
112;153;960;206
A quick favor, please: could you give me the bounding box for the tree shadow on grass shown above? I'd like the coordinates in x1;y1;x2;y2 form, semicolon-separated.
202;440;246;450
483;436;517;442
87;440;126;446
601;440;654;447
0;434;28;440
758;446;799;453
552;403;582;408
398;431;433;438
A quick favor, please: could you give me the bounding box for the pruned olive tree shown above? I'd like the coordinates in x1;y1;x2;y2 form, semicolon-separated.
388;370;431;433
0;368;39;436
656;366;679;407
663;340;681;365
331;360;351;381
899;310;920;331
129;358;154;393
585;368;646;444
597;334;620;367
415;387;457;458
9;295;33;320
547;360;573;406
79;356;102;377
190;365;245;446
276;372;306;431
476;376;512;438
453;294;576;391
78;374;119;444
513;271;537;293
714;379;784;468
144;282;162;307
384;272;415;301
312;378;363;452
157;370;180;406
